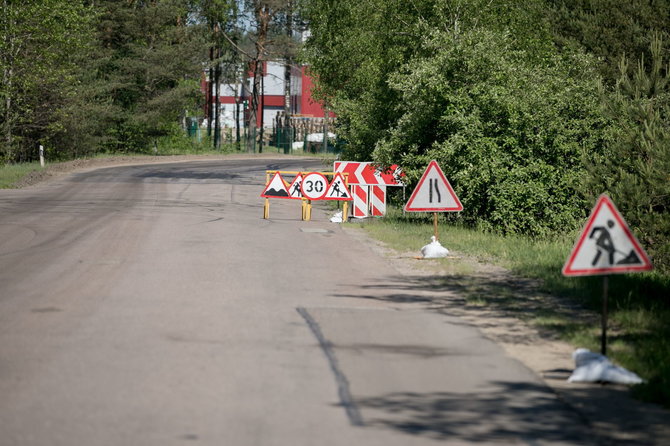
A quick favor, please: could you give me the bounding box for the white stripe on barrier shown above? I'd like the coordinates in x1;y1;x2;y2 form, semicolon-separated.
352;185;369;218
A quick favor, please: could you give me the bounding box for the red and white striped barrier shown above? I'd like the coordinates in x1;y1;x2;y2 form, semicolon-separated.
333;162;402;186
334;162;402;218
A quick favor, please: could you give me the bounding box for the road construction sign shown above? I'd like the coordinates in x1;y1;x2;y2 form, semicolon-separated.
261;172;290;199
301;172;329;200
288;173;304;199
323;173;352;201
404;160;463;212
562;194;652;276
333;161;403;186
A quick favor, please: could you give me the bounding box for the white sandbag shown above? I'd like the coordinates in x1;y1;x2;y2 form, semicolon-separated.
568;348;643;385
330;211;343;223
421;236;449;258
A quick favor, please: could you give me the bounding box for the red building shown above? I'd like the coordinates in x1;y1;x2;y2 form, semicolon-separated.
202;61;332;129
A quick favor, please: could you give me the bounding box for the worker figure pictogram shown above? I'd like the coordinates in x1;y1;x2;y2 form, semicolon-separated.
287;174;305;200
292;181;302;197
589;220;616;266
329;182;343;197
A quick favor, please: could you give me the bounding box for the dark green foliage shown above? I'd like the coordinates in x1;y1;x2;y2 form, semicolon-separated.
89;0;207;154
374;29;608;237
546;0;670;83
1;0;209;162
305;0;668;251
301;0;424;160
302;0;556;162
584;36;670;274
1;0;96;162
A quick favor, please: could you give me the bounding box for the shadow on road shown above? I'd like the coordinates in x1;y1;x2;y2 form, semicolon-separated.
356;381;591;444
331;272;669;446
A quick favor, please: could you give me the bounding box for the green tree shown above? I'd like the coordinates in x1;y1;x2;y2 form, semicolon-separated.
90;0;207;153
374;28;608;236
237;0;299;152
1;0;95;162
200;0;239;149
302;0;555;162
302;0;431;160
546;0;670;83
585;35;670;273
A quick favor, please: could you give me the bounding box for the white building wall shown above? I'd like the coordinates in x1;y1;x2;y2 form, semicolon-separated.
264;62;285;95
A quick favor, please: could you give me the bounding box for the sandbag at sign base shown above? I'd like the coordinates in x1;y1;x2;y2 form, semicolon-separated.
421;236;449;258
568;348;643;385
330;211;343;223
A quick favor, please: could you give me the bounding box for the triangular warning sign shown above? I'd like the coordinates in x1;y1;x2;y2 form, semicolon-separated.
562;195;652;276
323;173;353;201
261;172;291;199
404;160;462;212
288;173;304;200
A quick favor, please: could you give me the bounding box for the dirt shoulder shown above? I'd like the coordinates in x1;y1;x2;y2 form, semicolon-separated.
343;226;670;446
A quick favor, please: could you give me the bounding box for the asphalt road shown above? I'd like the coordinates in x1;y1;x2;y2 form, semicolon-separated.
0;157;596;446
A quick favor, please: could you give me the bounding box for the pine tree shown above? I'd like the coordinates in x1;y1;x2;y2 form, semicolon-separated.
89;0;207;153
546;0;670;83
586;35;670;273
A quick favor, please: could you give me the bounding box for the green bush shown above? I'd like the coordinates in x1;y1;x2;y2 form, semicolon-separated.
375;29;609;237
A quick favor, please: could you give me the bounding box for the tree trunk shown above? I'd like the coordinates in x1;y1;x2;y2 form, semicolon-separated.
214;52;221;150
283;0;293;116
207;47;214;139
247;61;261;153
247;4;270;153
259;71;264;153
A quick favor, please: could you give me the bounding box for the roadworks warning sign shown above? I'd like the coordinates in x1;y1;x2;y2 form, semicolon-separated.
562;194;652;276
261;172;290;199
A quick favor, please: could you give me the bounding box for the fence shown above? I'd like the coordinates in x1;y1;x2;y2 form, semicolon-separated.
272;113;339;154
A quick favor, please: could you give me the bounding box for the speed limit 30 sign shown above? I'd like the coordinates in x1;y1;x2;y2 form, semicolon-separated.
301;172;329;200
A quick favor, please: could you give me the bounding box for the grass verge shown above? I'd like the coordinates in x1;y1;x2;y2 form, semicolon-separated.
350;207;670;408
0;162;45;189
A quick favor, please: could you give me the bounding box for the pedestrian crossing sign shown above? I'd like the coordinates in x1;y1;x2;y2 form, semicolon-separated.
562;194;653;276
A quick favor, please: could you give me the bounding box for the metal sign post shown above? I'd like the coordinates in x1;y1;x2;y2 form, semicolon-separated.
562;194;653;357
601;276;609;355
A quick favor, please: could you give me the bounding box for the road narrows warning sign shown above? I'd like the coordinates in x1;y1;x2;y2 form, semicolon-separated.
562;194;652;276
404;160;462;212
